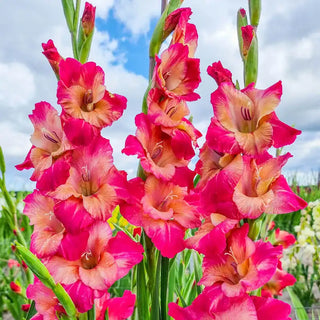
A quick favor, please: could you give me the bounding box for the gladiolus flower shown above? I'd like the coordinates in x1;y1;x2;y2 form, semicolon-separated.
57;58;127;129
169;8;198;57
262;267;296;298
121;175;200;258
42;39;63;77
169;285;291;320
46;136;127;221
24;191;65;258
27;278;66;319
46;222;143;309
153;43;200;101
199;224;282;297
274;228;296;248
233;154;307;219
147;88;190;127
207;81;301;156
123;113;190;180
207;61;233;86
95;290;136;320
16;102;72;180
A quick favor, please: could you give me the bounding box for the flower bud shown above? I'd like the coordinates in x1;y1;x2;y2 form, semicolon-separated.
15;243;56;289
42;40;63;79
237;8;248;60
7;259;20;268
21;304;31;312
10;281;21;294
207;61;233;86
241;25;255;57
81;2;96;37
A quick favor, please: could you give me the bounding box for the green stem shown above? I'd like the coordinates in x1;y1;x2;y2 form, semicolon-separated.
150;252;161;320
160;255;170;320
87;303;95;320
71;0;81;60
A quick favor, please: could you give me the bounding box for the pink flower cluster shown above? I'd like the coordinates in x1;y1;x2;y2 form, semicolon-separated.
168;56;307;318
120;8;202;258
17;46;143;318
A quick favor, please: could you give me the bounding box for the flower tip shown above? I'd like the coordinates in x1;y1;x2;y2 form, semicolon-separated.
239;8;247;17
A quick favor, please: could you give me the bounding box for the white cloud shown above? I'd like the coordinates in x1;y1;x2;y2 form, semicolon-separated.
113;0;160;36
0;63;36;108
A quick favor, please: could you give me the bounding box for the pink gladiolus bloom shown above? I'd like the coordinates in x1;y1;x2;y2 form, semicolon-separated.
274;228;296;248
154;43;200;101
27;278;66;320
23;191;65;258
233;154;307;219
95;290;136;320
195;142;240;190
16;102;71;180
121;175;200;258
7;259;20;268
262;267;296;298
46;223;143;305
123;113;190;180
169;285;258;320
57;58;126;129
42;40;63;77
186;213;238;256
168;8;198;57
207;61;233;86
147;88;190;127
81;2;96;36
251;296;292;320
199;224;282;297
49;136;127;221
207;81;301;156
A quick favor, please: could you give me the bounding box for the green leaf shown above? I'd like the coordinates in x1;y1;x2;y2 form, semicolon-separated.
0;146;6;175
150;253;161;320
287;287;309;320
61;0;75;32
137;258;149;320
26;301;37;320
87;304;96;320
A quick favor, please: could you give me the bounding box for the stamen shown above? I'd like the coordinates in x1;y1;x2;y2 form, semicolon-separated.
166;106;177;118
151;141;163;160
240;106;252;121
81;166;90;182
82;89;94;112
42;128;60;144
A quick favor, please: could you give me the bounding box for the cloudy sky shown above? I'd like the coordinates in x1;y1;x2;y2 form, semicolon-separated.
0;0;319;189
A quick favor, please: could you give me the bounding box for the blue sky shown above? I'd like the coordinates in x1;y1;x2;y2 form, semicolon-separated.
0;0;319;189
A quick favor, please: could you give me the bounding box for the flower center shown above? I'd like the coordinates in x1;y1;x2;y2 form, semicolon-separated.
240;106;252;121
80;250;98;270
80;165;94;196
82;89;95;112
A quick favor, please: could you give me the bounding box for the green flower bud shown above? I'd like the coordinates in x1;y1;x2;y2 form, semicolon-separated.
15;243;56;289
